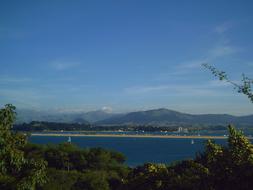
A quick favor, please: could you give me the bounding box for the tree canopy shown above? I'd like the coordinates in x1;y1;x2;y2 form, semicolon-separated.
0;104;47;190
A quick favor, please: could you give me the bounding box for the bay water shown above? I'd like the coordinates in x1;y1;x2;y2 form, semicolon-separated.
29;136;227;166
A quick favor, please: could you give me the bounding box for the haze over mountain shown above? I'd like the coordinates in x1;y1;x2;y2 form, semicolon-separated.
16;108;253;126
16;109;118;124
96;108;253;126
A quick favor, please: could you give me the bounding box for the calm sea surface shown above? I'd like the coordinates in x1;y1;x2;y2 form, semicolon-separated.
29;136;226;166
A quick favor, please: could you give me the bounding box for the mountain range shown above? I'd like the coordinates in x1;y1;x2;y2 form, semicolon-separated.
16;109;117;124
16;108;253;126
96;108;253;126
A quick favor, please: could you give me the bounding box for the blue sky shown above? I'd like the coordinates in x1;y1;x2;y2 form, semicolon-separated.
0;0;253;115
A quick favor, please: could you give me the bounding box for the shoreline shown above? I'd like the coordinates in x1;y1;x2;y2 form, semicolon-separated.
30;133;234;139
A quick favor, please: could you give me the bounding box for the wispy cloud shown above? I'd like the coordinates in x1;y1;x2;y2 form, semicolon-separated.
0;88;50;108
176;59;206;70
125;85;170;94
208;80;231;87
246;62;253;67
124;82;230;96
208;45;239;58
163;22;240;78
0;88;53;100
174;59;208;74
51;61;81;71
214;22;234;34
0;76;31;83
175;44;239;73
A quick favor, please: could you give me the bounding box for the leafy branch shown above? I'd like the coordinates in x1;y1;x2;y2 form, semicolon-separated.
202;63;253;103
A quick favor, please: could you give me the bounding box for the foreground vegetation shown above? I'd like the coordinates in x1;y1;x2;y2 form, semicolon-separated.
1;104;253;190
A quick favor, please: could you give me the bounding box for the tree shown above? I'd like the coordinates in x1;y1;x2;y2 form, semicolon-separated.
72;171;110;190
122;163;169;190
0;104;47;190
196;125;253;190
202;63;253;103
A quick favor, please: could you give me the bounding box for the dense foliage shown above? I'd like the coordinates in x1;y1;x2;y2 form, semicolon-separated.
0;104;47;190
23;144;129;190
2;104;253;189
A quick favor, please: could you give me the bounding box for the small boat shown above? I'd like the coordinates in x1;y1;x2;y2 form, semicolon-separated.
191;139;194;144
67;136;71;143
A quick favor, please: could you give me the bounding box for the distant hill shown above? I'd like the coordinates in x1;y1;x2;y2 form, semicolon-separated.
81;110;119;122
96;108;253;126
16;108;253;126
16;109;118;124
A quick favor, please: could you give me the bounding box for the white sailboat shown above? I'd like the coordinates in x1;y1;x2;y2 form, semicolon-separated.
191;139;194;144
67;136;72;143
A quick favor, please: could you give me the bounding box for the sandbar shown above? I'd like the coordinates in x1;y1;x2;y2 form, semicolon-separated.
30;133;236;139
